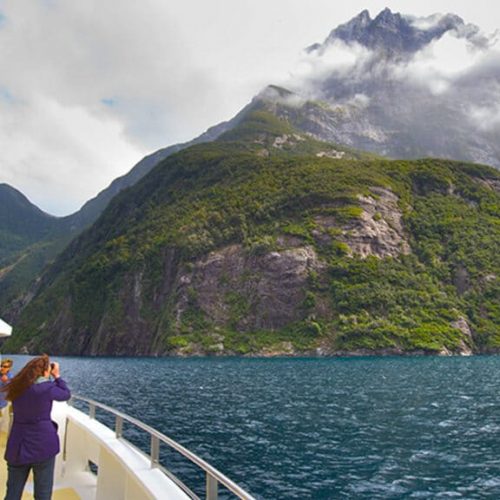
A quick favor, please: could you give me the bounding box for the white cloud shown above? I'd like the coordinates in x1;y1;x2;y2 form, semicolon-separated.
347;93;371;108
0;95;143;215
407;13;445;31
295;40;372;81
469;104;500;131
387;34;477;95
410;32;490;77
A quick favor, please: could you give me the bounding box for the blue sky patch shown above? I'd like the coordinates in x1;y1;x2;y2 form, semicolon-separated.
101;98;116;107
0;86;14;103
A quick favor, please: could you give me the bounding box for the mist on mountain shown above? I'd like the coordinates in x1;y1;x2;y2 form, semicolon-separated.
287;8;500;167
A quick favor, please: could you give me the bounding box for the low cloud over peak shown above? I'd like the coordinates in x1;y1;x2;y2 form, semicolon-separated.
297;8;499;102
287;8;500;167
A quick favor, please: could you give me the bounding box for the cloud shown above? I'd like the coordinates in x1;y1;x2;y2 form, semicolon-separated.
291;39;376;101
347;93;371;108
289;13;500;126
406;13;447;31
469;104;500;131
388;32;490;95
0;94;142;215
0;0;289;215
0;1;220;147
300;39;373;75
0;0;308;215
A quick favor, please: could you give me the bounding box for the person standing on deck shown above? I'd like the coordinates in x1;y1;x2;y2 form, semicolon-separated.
1;355;71;500
0;359;13;433
0;359;13;408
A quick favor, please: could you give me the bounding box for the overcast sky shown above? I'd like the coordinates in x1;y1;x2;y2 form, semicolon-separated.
0;0;498;216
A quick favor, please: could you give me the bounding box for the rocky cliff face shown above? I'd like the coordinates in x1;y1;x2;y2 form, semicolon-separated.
25;217;413;356
256;81;500;171
175;244;323;332
313;187;410;259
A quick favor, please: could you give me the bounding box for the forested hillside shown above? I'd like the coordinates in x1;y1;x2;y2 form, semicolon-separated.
5;111;499;356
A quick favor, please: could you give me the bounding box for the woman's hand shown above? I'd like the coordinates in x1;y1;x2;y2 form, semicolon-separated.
51;362;60;379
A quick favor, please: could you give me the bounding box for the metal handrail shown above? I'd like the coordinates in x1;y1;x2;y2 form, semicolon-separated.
68;394;255;500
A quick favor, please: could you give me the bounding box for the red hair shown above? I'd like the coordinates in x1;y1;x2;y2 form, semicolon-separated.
1;355;50;401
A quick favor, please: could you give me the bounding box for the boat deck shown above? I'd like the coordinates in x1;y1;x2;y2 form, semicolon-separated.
0;430;80;499
0;397;252;500
0;401;191;500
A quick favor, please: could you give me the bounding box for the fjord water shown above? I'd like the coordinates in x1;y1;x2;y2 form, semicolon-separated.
10;355;500;498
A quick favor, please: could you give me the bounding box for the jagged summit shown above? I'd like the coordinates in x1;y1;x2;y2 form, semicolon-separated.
310;8;470;54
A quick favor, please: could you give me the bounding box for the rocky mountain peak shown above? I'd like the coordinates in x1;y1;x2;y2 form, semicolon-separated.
345;8;372;30
372;8;405;30
316;8;468;55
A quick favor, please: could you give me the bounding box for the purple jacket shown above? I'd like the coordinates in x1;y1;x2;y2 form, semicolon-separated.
5;377;71;465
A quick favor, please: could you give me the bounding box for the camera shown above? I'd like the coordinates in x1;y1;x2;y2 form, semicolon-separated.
50;362;55;371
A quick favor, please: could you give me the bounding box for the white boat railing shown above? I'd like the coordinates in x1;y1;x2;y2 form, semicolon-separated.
68;395;255;500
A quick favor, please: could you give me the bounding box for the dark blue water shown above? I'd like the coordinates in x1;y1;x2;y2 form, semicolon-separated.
5;355;500;499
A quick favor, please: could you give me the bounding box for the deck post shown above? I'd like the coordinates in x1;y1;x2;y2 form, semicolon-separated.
151;435;160;468
115;415;123;438
206;473;218;500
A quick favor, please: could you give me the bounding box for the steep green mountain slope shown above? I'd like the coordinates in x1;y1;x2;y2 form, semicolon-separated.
0;184;73;310
4;111;499;356
0;115;232;311
60;117;232;232
0;184;60;264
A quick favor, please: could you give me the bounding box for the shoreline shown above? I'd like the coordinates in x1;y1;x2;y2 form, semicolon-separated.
6;347;499;358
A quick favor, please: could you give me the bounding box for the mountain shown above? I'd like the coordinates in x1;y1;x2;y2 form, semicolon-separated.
0;88;315;310
311;8;472;55
0;183;60;262
4;7;499;305
63;8;495;234
2;8;500;356
49;7;500;235
0;184;75;310
0;118;234;310
298;9;500;169
4;110;499;356
59;119;233;232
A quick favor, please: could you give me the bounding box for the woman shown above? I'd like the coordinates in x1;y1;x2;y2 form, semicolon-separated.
0;358;14;434
1;355;71;500
0;358;13;409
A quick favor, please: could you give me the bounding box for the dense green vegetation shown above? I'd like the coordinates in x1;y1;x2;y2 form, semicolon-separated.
0;184;61;266
0;184;78;310
4;111;500;356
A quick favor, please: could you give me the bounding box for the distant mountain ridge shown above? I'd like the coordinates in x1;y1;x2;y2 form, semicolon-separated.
0;183;59;264
0;114;235;309
296;9;500;169
309;8;488;54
